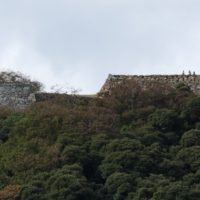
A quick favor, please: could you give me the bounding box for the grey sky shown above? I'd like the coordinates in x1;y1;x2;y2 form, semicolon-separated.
0;0;200;93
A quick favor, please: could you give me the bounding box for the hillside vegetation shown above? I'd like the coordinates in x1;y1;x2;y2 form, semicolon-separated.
1;80;200;199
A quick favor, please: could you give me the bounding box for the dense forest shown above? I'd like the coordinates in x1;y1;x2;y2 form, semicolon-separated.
1;79;200;200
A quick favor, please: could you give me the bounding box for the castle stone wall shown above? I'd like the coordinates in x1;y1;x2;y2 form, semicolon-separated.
99;74;200;96
2;74;200;109
0;83;36;109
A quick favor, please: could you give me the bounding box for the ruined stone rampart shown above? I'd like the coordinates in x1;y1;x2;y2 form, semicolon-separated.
0;83;94;109
99;74;200;96
0;83;36;109
3;73;200;109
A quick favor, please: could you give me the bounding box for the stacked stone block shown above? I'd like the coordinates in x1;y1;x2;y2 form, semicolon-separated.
0;83;36;109
99;74;200;96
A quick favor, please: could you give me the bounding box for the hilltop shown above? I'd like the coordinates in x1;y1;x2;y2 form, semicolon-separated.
1;73;200;199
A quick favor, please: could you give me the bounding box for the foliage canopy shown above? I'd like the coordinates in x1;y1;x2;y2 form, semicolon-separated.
0;80;199;199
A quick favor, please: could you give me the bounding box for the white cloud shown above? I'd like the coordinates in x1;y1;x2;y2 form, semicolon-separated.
1;0;200;93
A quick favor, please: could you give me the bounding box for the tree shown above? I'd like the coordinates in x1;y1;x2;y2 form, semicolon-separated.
181;129;200;147
105;172;136;200
181;97;200;125
148;109;179;132
176;83;191;93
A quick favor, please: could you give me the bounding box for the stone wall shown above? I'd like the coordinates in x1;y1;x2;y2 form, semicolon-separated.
2;74;200;109
0;83;36;109
99;74;200;96
0;83;94;109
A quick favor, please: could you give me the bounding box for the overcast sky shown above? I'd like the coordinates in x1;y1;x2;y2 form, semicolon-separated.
1;0;200;93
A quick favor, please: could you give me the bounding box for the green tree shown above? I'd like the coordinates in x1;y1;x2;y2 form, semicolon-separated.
105;172;136;200
181;129;200;147
149;109;179;132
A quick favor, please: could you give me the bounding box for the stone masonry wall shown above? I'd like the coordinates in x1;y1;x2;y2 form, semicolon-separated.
99;74;200;96
0;83;36;109
2;74;200;109
0;83;93;109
